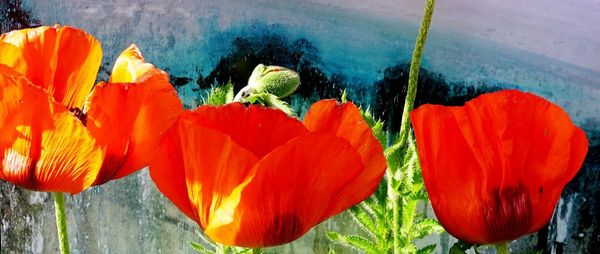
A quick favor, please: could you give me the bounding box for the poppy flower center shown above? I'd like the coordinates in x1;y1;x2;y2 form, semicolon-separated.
483;184;533;243
69;107;87;126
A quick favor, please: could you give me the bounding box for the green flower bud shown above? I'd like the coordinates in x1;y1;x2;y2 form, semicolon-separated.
234;64;300;102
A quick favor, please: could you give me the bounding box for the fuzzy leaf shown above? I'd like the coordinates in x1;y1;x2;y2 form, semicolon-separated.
204;82;234;105
411;218;444;239
349;205;378;238
327;232;379;254
385;139;407;173
246;93;295;116
417;244;437;254
189;241;214;254
360;107;387;148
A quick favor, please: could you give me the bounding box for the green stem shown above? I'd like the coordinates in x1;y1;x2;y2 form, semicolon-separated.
392;0;435;253
397;0;436;147
495;243;510;254
391;189;401;253
53;192;70;254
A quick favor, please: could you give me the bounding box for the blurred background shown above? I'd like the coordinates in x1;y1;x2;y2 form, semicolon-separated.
1;0;599;253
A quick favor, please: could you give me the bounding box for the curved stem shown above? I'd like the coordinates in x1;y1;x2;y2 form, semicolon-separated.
392;0;435;253
495;242;510;254
53;192;70;254
397;0;436;146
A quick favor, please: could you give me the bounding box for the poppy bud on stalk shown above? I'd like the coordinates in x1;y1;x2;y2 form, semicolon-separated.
234;64;300;102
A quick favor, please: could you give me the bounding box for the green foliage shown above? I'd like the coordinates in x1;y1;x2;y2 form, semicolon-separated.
246;93;295;116
328;105;443;254
204;81;234;105
449;241;472;254
360;107;386;148
190;241;214;254
327;232;379;254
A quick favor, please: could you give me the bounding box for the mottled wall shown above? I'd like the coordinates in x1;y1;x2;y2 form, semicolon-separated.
1;0;599;253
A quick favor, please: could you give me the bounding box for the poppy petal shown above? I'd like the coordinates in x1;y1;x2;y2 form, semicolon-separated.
149;114;259;226
0;66;102;194
205;133;363;247
0;25;102;109
303;99;387;215
411;89;589;244
108;44;155;83
0;41;25;69
85;48;183;184
411;104;489;243
148;116;198;222
190;103;308;158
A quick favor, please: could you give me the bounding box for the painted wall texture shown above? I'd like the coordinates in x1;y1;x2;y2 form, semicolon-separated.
1;0;599;253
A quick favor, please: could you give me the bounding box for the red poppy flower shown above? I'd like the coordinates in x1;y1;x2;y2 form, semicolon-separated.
410;89;588;244
150;100;386;247
0;25;182;193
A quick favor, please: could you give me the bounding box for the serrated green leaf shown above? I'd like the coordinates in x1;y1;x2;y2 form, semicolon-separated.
341;89;348;103
372;174;389;208
189;241;214;254
417;244;437;254
359;107;387;148
246;93;295;116
411;218;444;240
204;82;234;105
401;244;418;254
327;232;379;254
385;140;408;173
349;205;377;238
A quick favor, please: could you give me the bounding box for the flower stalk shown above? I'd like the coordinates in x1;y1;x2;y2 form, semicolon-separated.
392;0;435;253
53;192;70;254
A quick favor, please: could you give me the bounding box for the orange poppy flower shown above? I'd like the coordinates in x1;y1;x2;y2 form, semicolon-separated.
150;100;386;247
0;25;182;193
410;90;588;244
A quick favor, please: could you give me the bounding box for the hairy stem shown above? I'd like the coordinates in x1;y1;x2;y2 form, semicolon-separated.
397;0;436;147
53;192;70;254
392;0;435;253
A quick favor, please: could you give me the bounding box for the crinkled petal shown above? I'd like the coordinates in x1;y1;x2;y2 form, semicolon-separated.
0;25;102;108
149;114;259;226
85;45;183;185
0;66;102;194
191;103;308;158
109;44;155;83
303;99;386;216
205;133;363;247
411;89;588;244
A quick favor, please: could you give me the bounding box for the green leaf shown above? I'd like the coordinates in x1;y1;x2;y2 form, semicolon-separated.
189;241;214;254
359;107;386;148
371;174;389;208
341;89;348;103
204;81;234;105
449;241;473;254
246;93;295;116
349;205;377;238
327;232;379;254
385;140;408;173
417;244;437;254
411;218;444;240
401;244;418;254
